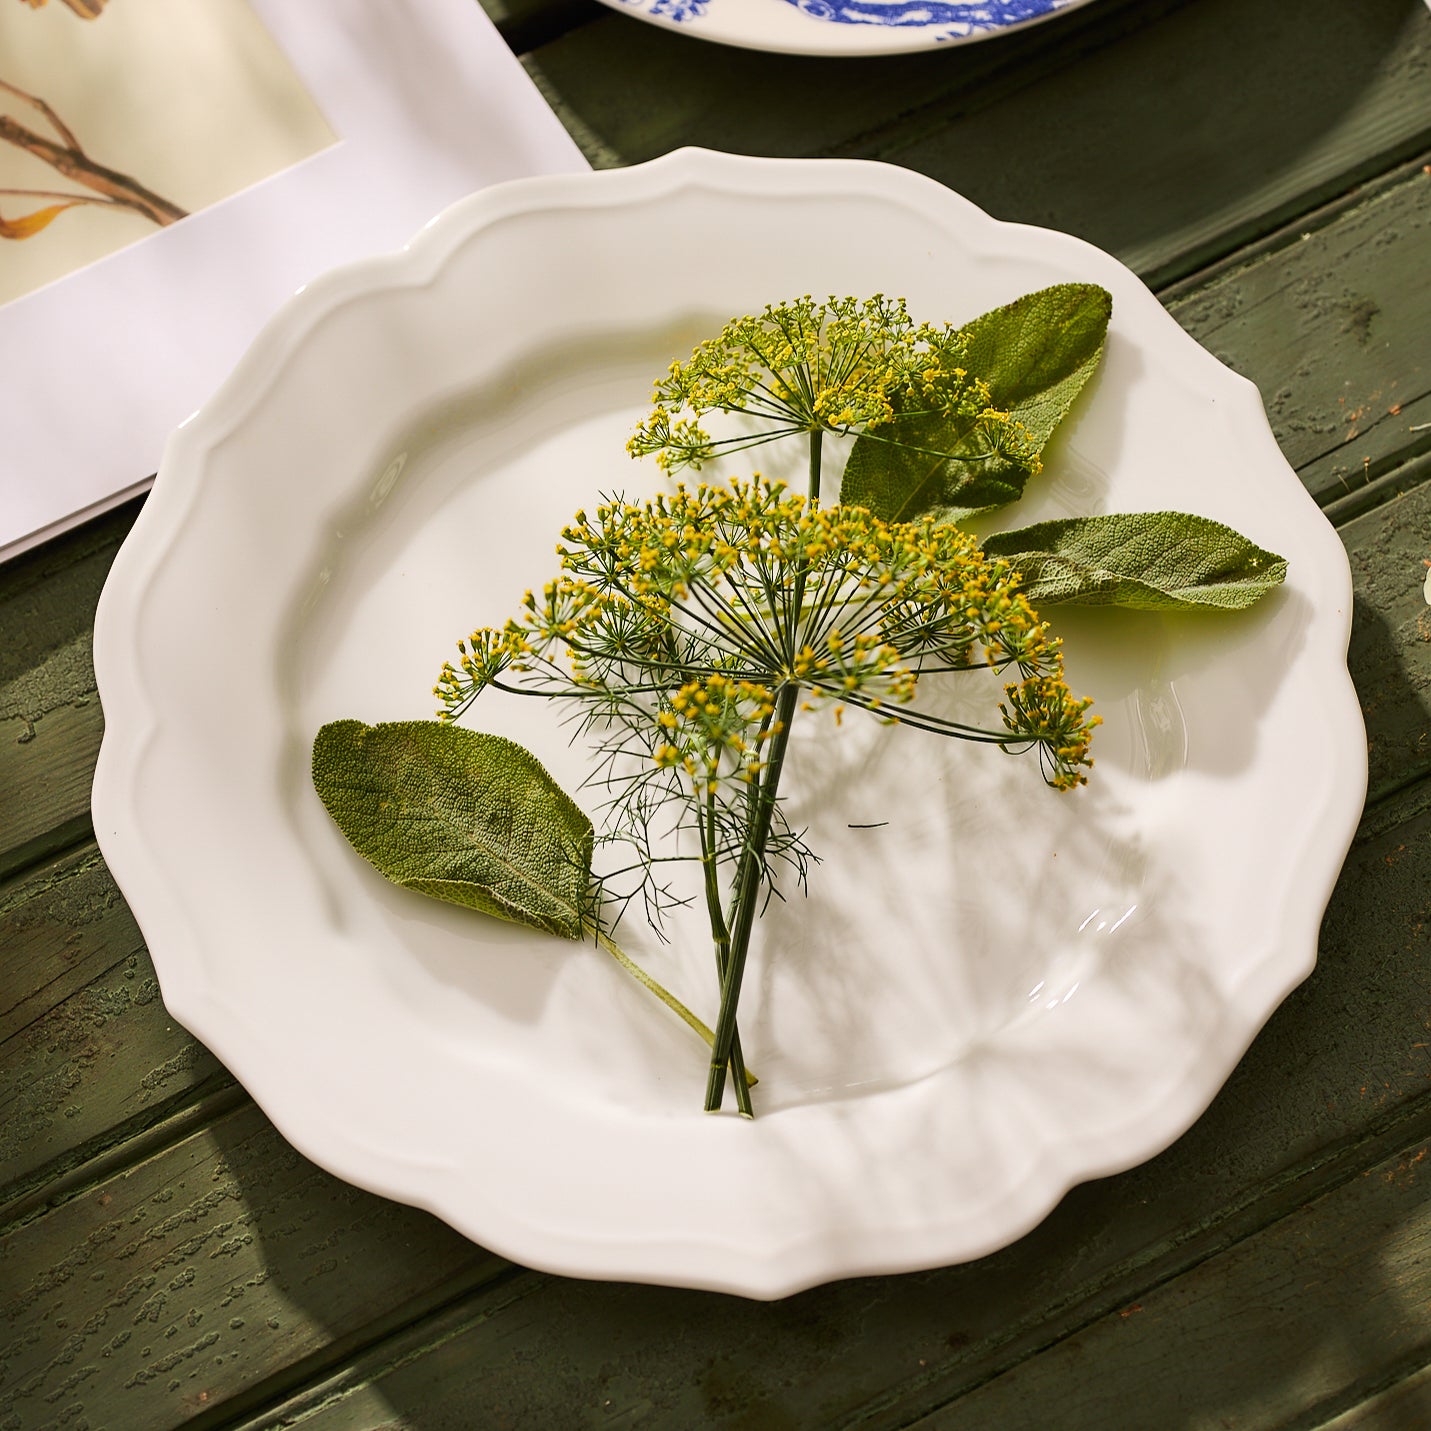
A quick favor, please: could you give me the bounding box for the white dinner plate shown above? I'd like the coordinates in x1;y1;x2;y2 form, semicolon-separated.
92;148;1365;1299
595;0;1097;57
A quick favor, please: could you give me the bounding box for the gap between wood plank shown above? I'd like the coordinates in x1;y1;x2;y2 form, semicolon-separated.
180;1262;532;1431
818;0;1195;171
1301;1356;1431;1431
0;1077;246;1237
1155;151;1431;307
0;111;1425;1431
1323;448;1431;528
151;1082;1431;1431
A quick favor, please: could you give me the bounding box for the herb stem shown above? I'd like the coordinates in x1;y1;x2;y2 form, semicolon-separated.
596;929;757;1087
704;679;798;1111
701;788;753;1116
704;428;820;1112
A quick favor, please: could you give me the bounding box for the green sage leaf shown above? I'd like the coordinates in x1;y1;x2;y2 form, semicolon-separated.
839;403;1036;524
983;512;1288;610
312;719;593;940
954;281;1112;450
840;283;1111;524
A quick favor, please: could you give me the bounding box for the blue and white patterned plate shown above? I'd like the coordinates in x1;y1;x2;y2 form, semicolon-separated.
600;0;1096;56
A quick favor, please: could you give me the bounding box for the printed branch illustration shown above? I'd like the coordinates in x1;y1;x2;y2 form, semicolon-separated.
0;67;188;239
18;1;109;19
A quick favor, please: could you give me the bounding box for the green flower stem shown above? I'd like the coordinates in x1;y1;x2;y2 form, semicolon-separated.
705;427;819;1112
701;789;754;1116
704;678;799;1111
704;429;829;1110
596;929;757;1088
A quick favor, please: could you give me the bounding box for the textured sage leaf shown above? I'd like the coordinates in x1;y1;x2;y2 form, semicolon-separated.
953;281;1111;450
839;404;1036;524
983;512;1288;610
840;283;1111;524
312;719;593;940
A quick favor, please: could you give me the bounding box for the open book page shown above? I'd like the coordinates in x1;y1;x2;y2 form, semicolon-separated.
0;0;587;562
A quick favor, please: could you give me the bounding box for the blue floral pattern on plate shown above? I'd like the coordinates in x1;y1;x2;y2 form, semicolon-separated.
610;0;1088;54
650;0;710;19
635;0;1069;26
785;0;1063;26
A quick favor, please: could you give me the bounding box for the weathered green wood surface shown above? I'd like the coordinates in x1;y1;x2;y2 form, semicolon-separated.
525;0;1431;284
2;0;1429;1426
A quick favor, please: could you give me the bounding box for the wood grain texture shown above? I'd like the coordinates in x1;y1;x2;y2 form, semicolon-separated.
3;7;1428;1423
0;845;228;1210
0;155;1422;900
861;0;1431;286
1;846;141;1050
1343;480;1431;803
2;190;1428;1431
1315;1358;1431;1429
0;504;133;882
0;1101;498;1431
1168;164;1431;510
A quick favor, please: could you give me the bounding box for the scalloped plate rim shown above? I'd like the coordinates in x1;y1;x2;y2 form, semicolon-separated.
91;148;1366;1299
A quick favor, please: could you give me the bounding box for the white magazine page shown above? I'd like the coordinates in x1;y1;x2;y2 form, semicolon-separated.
0;0;587;563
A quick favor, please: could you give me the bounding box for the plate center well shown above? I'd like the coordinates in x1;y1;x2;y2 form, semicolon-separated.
286;335;1164;1117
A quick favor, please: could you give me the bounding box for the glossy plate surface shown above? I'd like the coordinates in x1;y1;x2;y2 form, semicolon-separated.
594;0;1097;57
92;149;1365;1299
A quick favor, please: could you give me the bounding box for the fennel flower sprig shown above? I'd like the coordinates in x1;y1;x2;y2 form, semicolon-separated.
627;295;1034;487
436;476;1096;1113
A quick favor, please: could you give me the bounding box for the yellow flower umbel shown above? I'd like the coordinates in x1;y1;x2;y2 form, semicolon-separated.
436;476;1096;1114
438;478;1093;790
627;295;1037;492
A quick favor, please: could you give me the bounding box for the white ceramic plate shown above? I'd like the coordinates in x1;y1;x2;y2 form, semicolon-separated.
596;0;1097;57
92;148;1365;1299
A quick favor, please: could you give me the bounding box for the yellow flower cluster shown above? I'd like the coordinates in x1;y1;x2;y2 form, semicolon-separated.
652;673;780;796
626;295;1029;475
437;475;1096;793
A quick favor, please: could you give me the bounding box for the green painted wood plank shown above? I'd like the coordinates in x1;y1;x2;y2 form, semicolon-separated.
0;1100;499;1431
478;0;601;54
1344;478;1431;803
0;700;103;882
0;35;1423;1426
1324;448;1431;531
1167;165;1431;507
0;845;228;1208
525;0;1431;284
0;845;140;1049
151;784;1431;1431
864;0;1431;286
909;1133;1431;1430
0;504;134;882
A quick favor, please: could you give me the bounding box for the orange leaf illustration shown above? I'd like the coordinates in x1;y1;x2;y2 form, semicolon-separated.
0;201;78;239
21;1;108;15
